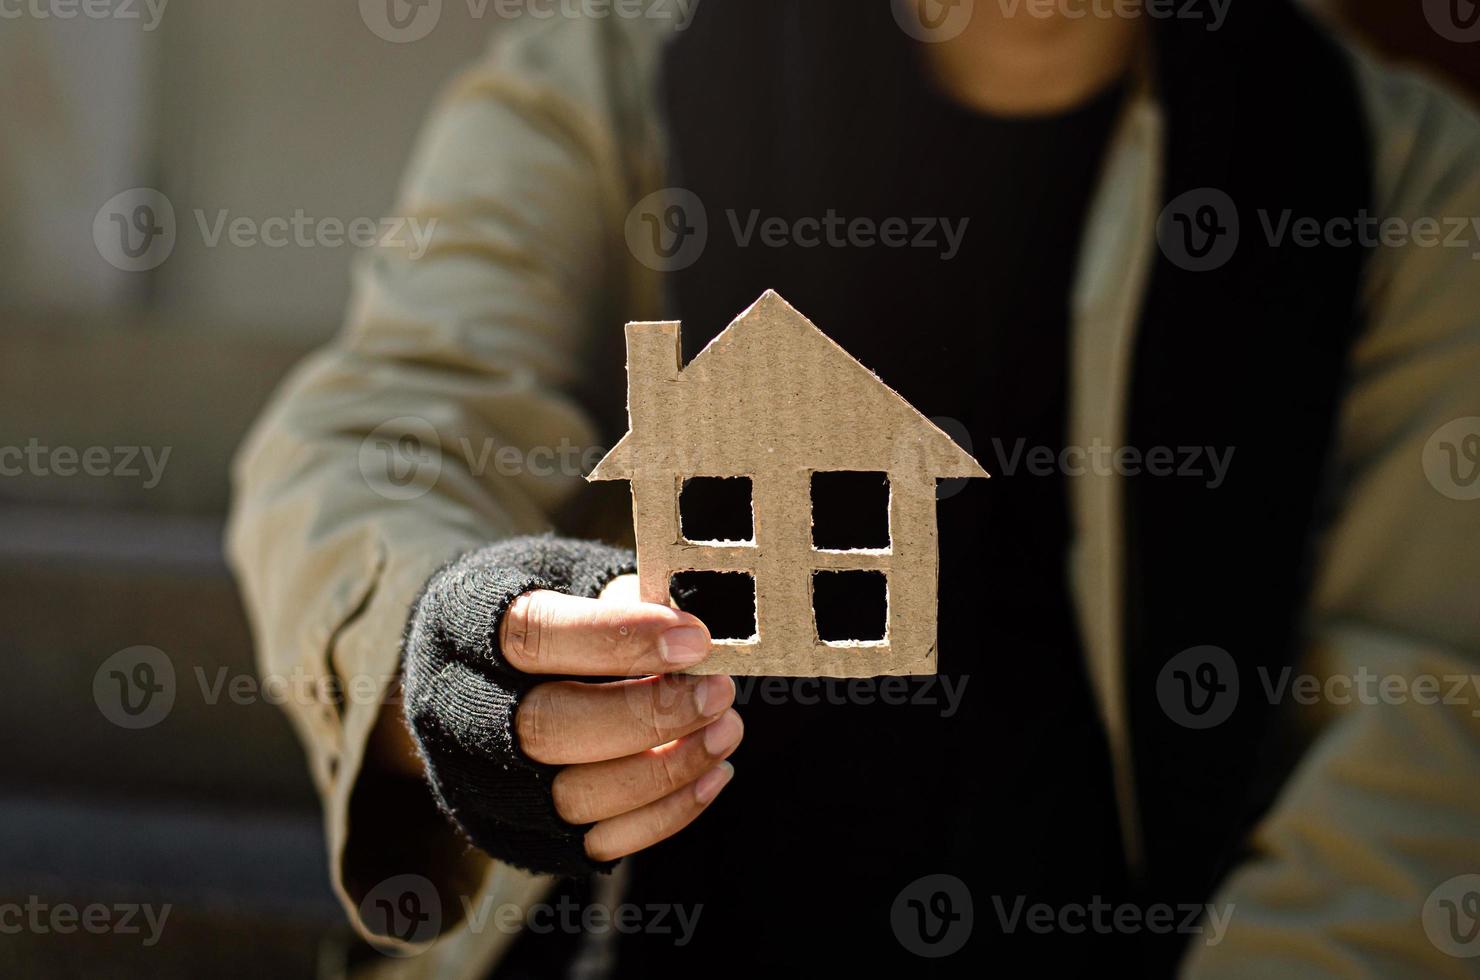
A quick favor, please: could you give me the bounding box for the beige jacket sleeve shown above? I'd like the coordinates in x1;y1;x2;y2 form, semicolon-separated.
1184;57;1480;976
225;20;655;964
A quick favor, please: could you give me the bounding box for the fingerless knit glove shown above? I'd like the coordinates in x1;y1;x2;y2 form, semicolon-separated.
401;534;637;877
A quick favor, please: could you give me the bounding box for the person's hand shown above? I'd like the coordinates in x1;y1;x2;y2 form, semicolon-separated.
501;573;741;862
398;537;739;877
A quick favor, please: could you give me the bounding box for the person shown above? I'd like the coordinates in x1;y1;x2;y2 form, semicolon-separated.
227;1;1480;975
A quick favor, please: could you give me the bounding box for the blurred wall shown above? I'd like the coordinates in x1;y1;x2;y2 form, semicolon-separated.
0;4;506;516
149;2;496;333
1;0;495;334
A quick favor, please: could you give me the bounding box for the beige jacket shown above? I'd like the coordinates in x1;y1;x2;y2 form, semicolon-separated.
226;14;1480;978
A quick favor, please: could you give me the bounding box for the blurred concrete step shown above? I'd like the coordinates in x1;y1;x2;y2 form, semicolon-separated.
0;795;342;979
0;505;317;809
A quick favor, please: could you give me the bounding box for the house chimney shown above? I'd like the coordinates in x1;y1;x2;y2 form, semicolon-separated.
625;320;680;431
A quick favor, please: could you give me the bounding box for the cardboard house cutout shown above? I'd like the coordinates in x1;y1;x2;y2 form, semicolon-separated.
589;290;988;677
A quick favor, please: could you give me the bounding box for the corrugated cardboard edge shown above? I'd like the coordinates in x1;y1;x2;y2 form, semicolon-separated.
588;290;988;677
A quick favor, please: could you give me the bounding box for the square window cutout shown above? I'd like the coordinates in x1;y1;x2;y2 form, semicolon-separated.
812;570;888;643
811;471;890;550
671;571;757;641
680;477;754;543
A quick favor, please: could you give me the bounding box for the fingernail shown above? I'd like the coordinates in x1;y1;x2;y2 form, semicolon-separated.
702;709;743;756
694;761;734;805
658;625;710;666
694;674;734;718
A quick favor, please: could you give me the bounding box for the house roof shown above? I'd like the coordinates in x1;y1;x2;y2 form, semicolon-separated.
588;290;990;482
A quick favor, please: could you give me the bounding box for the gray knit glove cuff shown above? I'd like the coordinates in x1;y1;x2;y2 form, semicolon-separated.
401;534;636;877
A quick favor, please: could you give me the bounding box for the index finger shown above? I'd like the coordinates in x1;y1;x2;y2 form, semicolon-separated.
498;590;712;677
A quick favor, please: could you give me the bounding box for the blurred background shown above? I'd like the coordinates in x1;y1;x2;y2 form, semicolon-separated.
0;2;1474;977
